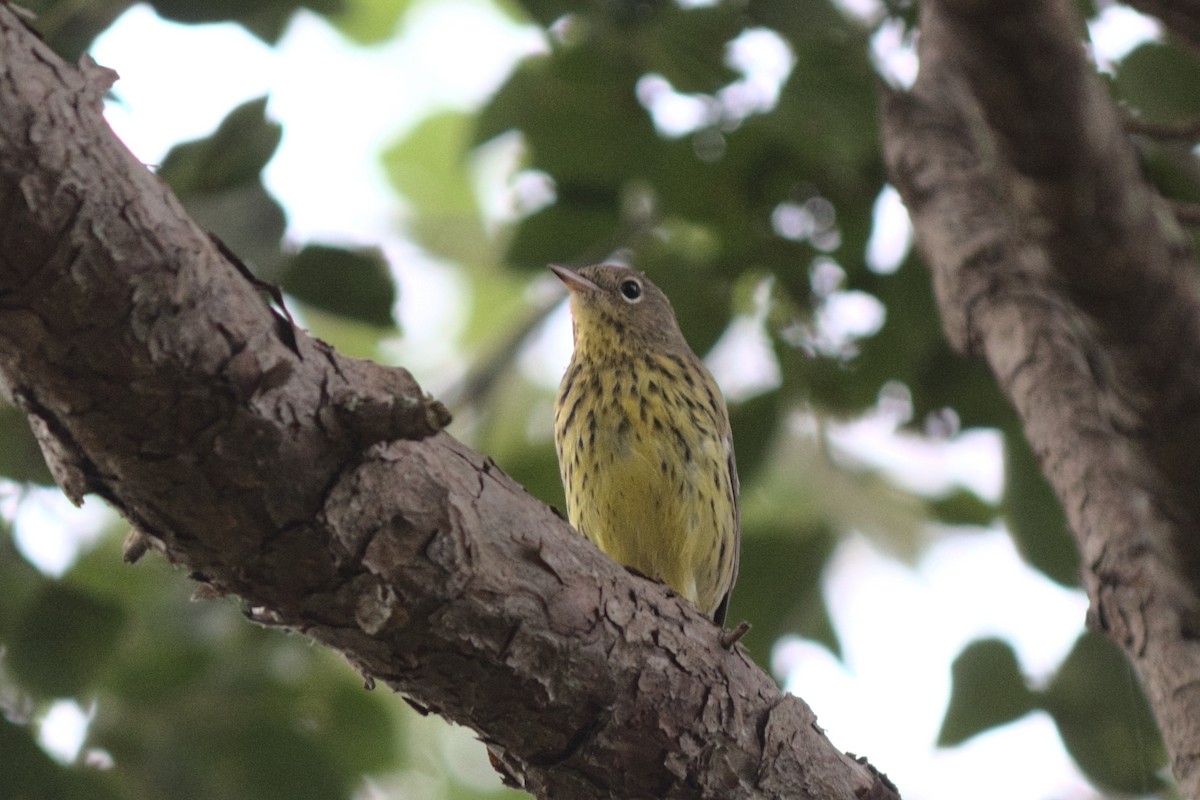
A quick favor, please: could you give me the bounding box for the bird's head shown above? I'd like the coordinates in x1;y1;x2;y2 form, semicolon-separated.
549;263;685;352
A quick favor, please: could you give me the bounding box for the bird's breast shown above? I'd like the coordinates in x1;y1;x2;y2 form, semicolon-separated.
554;354;732;605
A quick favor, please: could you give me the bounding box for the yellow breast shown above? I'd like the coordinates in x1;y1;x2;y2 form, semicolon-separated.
553;349;737;617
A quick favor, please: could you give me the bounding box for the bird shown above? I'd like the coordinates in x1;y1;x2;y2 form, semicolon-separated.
550;263;739;624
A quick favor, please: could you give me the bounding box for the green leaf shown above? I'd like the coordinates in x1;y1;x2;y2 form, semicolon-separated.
178;184;289;280
938;638;1036;746
147;0;342;43
1042;632;1166;794
510;2;741;93
280;244;396;328
0;404;55;485
475;48;659;185
636;252;734;358
477;379;564;510
331;0;415;44
851;261;946;414
766;30;879;182
783;343;880;417
73;542;401;800
0;534;50;641
838;260;1005;428
1136;139;1200;205
927;488;997;528
1114;41;1200;124
156;98;289;278
629;4;742;93
0;715;120;800
506;0;576;27
15;0;136;62
732;524;840;666
907;346;1006;431
221;719;349;800
7;583;126;697
1001;429;1080;587
321;678;398;775
386;111;479;218
158;97;283;196
384;111;493;267
0;713;62;793
504;188;622;269
745;0;860;52
478;1;884;292
729;389;782;486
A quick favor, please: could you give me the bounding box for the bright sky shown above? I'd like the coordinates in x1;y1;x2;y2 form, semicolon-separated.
15;1;1165;797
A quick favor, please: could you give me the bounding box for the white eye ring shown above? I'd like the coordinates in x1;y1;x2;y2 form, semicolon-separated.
619;279;643;303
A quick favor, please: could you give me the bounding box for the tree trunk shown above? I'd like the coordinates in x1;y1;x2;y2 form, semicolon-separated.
0;7;898;799
880;0;1200;794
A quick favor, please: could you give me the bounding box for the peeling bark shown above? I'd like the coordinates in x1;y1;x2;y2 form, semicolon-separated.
0;8;899;799
881;0;1200;793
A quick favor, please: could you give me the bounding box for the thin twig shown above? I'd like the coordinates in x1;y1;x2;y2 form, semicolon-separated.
1123;111;1200;142
1170;199;1200;227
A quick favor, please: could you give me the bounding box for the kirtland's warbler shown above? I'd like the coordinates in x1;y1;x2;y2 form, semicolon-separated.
551;263;739;624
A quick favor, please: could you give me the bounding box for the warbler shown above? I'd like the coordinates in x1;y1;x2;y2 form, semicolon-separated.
551;263;739;624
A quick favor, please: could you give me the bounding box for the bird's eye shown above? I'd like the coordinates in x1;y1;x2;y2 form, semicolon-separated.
619;279;643;302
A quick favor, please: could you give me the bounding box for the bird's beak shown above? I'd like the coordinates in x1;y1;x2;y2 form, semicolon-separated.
549;264;601;293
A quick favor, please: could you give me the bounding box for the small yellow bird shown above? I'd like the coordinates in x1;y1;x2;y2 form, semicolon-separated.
551;263;739;624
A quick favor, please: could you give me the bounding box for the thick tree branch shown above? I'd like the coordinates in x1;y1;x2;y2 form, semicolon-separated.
0;8;899;799
881;0;1200;793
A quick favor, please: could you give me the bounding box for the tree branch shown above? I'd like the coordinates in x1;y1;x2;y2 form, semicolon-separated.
0;7;898;799
1122;112;1200;142
881;0;1200;793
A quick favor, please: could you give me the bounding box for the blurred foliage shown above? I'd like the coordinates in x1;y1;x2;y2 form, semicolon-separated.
941;632;1167;795
1000;423;1079;587
7;583;126;698
156;96;399;328
0;407;55;486
18;0;341;60
938;638;1036;747
384;110;494;271
1115;41;1200;124
3;0;1194;797
331;0;417;44
283;245;397;328
157;97;290;278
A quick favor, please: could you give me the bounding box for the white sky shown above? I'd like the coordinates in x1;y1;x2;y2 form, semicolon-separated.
13;1;1167;797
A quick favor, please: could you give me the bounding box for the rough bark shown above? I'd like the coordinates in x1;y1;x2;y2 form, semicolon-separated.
881;0;1200;794
0;7;899;799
